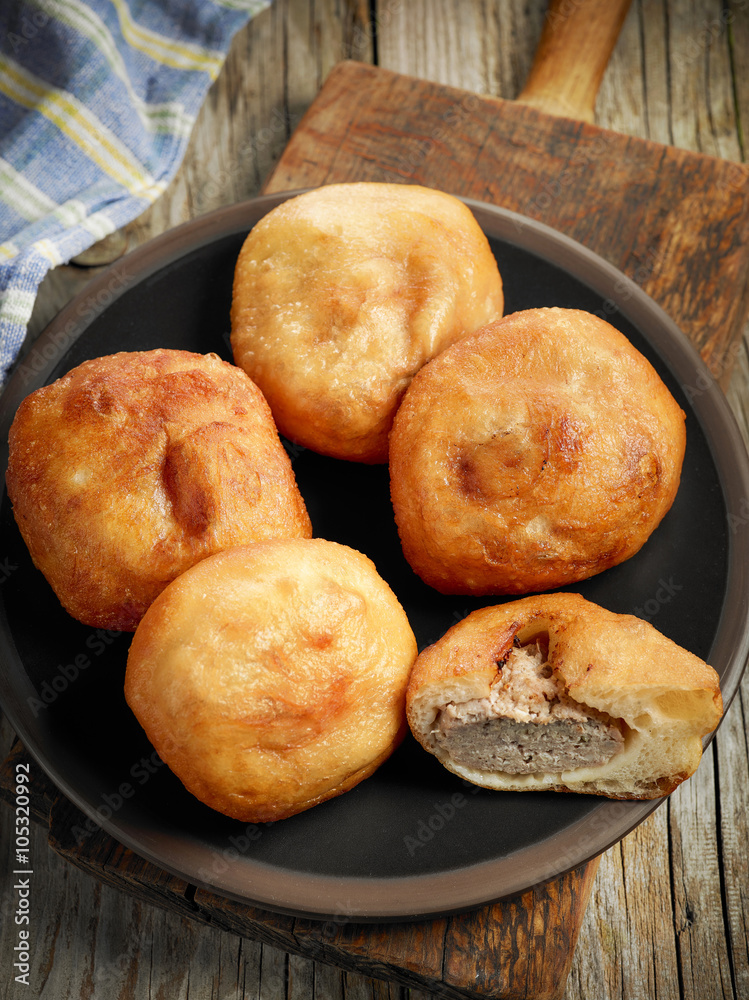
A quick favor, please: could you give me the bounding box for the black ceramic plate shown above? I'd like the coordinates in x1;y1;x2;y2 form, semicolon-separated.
1;192;748;922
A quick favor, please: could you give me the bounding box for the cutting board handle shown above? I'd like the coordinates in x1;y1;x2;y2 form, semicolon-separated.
517;0;633;122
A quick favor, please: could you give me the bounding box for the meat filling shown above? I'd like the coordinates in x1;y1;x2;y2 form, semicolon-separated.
431;641;625;774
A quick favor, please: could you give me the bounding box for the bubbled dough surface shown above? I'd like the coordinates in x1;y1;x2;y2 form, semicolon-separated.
406;593;723;799
125;539;418;822
230;183;504;463
389;307;687;594
6;349;311;630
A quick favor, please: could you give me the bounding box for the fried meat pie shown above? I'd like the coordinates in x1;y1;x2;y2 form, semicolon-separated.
125;539;418;822
406;594;722;800
230;182;504;463
389;307;686;595
6;349;311;630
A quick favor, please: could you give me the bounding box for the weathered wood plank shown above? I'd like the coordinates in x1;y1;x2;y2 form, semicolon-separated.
377;0;546;101
669;744;734;1000
714;671;749;1000
590;0;645;135
565;809;681;1000
728;0;749;161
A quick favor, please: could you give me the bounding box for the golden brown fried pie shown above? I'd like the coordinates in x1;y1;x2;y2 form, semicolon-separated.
125;538;418;822
230;182;504;464
406;593;722;800
389;307;686;595
6;349;311;631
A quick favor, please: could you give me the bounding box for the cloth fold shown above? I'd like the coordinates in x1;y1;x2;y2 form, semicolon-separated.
0;0;270;383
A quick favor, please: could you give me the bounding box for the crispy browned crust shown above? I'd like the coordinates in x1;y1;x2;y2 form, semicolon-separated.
406;593;723;799
6;349;312;630
389;307;686;595
125;539;418;822
230;183;504;464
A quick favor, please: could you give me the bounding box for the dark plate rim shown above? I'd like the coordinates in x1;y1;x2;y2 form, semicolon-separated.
1;190;748;921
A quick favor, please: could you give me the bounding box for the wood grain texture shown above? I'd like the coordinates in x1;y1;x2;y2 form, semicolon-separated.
1;1;748;999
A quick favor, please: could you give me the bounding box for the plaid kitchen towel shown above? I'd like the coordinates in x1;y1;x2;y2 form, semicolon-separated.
0;0;271;384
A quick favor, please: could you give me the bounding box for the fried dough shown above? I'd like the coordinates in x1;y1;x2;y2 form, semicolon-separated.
230;183;504;463
389;307;686;594
125;539;418;821
406;593;722;799
6;349;311;630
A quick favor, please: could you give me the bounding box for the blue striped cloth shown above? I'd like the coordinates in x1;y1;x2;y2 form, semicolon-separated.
0;0;270;384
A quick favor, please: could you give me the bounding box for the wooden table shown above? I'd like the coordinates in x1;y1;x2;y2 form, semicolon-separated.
1;2;748;999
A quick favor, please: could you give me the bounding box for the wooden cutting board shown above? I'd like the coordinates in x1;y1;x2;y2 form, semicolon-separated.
264;60;749;386
3;3;748;999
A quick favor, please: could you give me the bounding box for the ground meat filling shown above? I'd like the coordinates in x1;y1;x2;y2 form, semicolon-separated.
432;641;625;774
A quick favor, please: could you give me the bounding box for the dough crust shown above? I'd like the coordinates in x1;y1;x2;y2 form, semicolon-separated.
230;183;504;463
389;307;686;594
6;349;311;630
125;539;418;822
406;593;723;799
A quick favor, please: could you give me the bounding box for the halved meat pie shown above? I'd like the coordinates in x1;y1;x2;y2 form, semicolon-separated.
406;593;722;799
